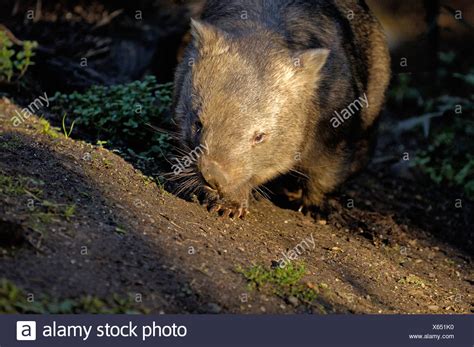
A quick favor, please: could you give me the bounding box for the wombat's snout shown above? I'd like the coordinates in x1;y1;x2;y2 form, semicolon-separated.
199;156;229;191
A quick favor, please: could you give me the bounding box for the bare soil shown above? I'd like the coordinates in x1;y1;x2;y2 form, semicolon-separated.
1;98;472;314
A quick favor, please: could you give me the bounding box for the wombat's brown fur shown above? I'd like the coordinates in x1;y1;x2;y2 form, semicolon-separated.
173;0;390;218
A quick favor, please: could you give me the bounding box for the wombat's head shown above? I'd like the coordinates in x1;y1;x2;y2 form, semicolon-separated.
174;19;329;202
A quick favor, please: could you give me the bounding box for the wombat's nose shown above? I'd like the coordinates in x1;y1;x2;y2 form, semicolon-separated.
200;157;228;190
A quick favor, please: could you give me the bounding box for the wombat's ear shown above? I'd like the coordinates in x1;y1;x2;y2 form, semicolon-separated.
190;19;229;55
293;48;330;75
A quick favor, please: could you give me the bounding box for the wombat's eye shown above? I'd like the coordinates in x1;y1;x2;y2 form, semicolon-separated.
253;132;266;145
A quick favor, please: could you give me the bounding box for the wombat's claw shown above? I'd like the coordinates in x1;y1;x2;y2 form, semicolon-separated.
222;208;233;218
297;204;311;215
209;204;221;214
299;203;329;221
207;202;248;219
232;206;248;219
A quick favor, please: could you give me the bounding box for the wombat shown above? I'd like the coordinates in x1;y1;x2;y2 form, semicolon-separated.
173;0;390;218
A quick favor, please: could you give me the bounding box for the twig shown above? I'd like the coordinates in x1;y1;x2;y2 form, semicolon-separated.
93;9;124;30
441;4;474;30
0;24;24;45
34;0;42;23
12;0;20;16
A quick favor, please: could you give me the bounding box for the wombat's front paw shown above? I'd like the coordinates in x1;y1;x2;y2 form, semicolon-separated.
209;199;249;219
298;192;330;221
299;203;329;221
202;188;248;219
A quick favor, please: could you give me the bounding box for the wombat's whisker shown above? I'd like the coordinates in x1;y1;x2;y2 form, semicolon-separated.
165;168;198;181
178;171;197;177
189;182;203;197
165;173;190;181
145;123;180;140
164;157;179;169
175;177;200;196
170;146;192;157
175;143;192;153
174;173;198;181
259;185;274;196
289;169;310;179
254;186;271;201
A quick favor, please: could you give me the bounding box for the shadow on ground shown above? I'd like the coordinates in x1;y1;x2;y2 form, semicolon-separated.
0;103;472;314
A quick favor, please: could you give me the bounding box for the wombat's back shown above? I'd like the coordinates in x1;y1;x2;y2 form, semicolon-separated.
199;0;390;130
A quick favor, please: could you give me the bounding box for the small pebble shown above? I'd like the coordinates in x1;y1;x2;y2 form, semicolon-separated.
288;296;299;306
206;303;222;313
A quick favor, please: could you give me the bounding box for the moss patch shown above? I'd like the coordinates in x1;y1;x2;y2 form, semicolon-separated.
237;263;319;305
0;279;147;313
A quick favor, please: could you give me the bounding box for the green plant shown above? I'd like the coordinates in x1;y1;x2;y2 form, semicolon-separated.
0;135;22;150
414;116;474;198
0;279;146;313
0;29;37;83
453;69;474;86
413;61;474;198
237;263;318;304
51;76;173;162
115;226;127;235
391;51;474;199
38;118;60;139
61;113;76;138
398;274;427;288
63;204;76;221
0;171;80;233
0;171;43;196
389;74;423;106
